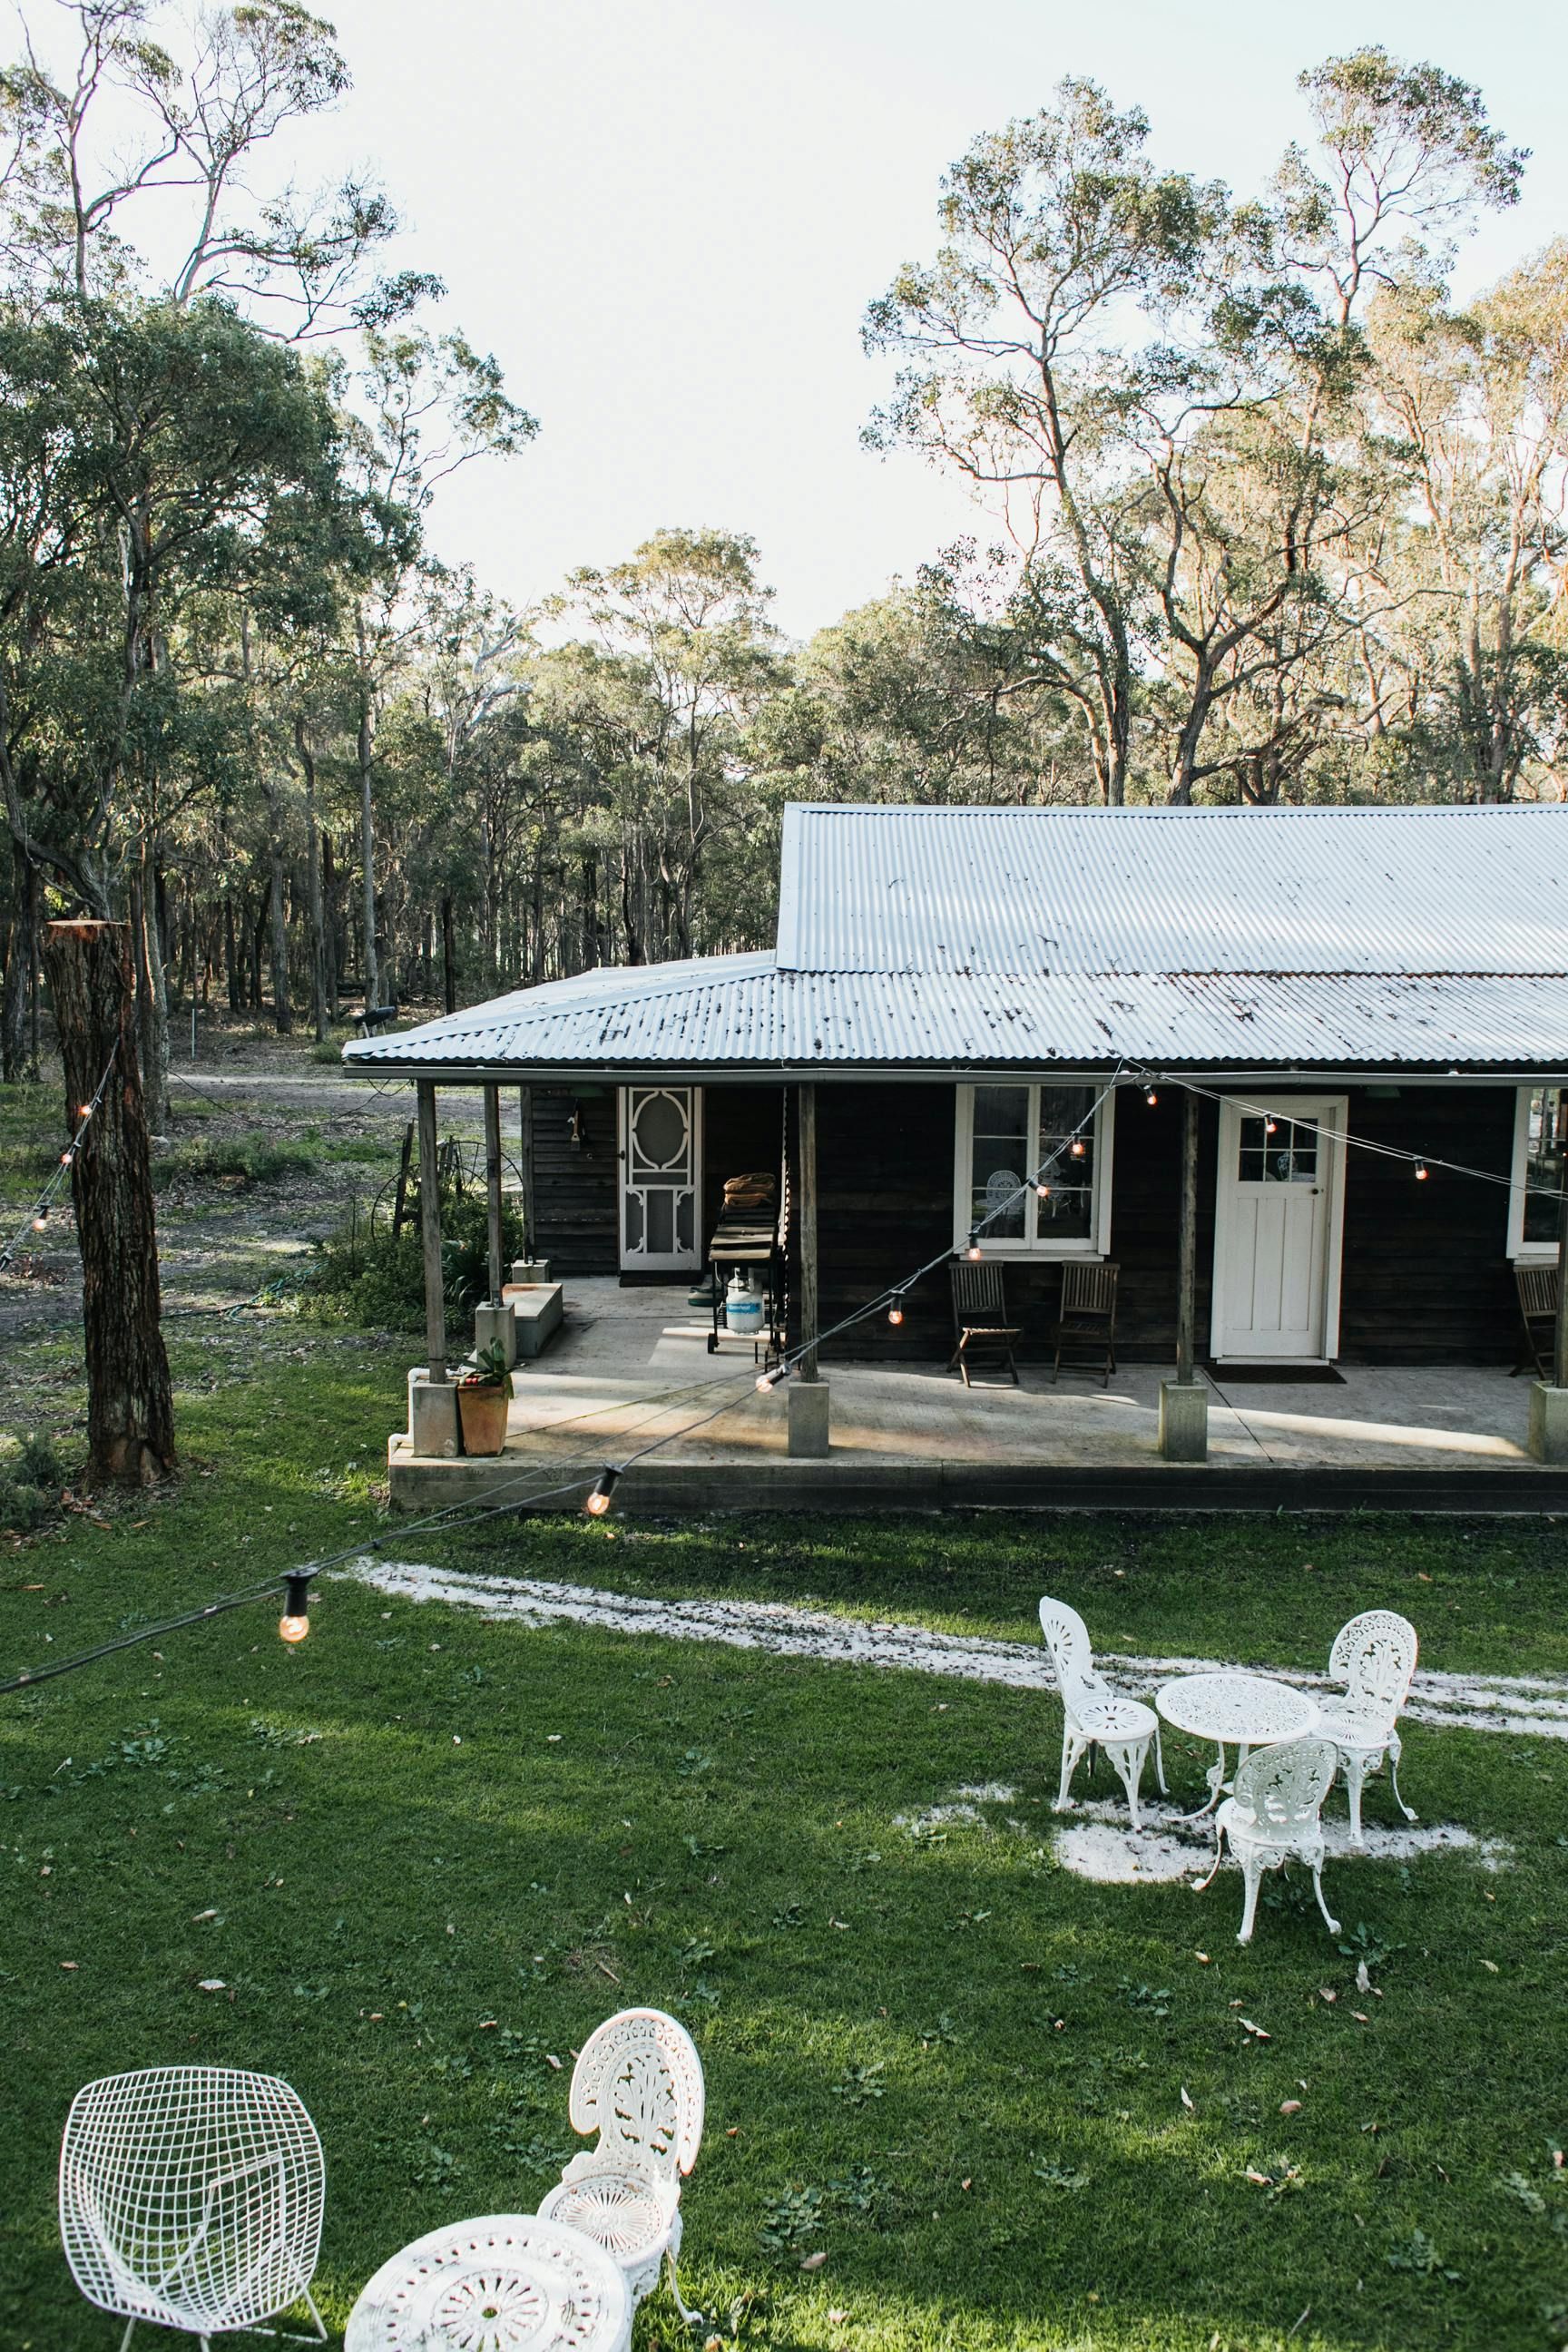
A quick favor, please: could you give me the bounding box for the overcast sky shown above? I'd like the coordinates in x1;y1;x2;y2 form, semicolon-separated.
309;0;1568;642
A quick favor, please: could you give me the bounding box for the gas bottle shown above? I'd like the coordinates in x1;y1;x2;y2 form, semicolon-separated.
726;1269;764;1337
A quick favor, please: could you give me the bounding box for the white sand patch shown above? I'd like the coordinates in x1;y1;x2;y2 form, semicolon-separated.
1044;1796;1510;1885
337;1557;1568;1742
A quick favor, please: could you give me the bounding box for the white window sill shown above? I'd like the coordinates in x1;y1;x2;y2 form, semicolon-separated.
956;1245;1106;1263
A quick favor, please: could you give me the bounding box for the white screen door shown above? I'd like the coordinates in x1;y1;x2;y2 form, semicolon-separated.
1210;1096;1346;1362
619;1086;701;1271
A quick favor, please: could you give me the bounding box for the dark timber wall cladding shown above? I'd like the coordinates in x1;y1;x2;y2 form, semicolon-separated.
805;1081;1522;1368
531;1083;789;1280
530;1085;618;1275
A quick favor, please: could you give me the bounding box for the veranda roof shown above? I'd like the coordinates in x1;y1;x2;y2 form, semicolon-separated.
344;803;1568;1080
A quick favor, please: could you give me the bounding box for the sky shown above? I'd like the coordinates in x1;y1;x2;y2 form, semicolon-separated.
289;0;1568;642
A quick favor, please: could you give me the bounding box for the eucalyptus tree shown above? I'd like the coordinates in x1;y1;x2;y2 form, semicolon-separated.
863;80;1220;804
1367;246;1568;800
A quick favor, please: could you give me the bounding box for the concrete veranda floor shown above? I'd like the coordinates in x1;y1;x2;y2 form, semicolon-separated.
388;1279;1558;1510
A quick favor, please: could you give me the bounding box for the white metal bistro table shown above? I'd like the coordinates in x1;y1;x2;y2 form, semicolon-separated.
1156;1671;1321;1819
345;2213;632;2352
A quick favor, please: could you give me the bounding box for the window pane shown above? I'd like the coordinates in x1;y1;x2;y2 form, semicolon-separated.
971;1085;1028;1238
1036;1084;1094;1241
1239;1112;1318;1183
1524;1086;1566;1246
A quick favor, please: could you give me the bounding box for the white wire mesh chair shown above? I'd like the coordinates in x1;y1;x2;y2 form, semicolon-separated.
534;2008;704;2328
1193;1734;1342;1945
59;2066;327;2351
1316;1609;1419;1846
1039;1596;1166;1830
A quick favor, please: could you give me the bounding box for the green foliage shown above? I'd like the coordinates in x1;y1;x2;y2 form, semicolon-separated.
0;1426;63;1532
303;1178;524;1334
150;1136;318;1191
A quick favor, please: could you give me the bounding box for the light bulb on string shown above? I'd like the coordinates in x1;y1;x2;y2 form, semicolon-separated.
1264;1118;1279;1136
1144;1088;1158;1106
1415;1159;1429;1181
32;1210;49;1230
1035;1182;1052;1200
756;1366;787;1392
583;1466;621;1517
965;1237;983;1261
278;1573;311;1646
1070;1140;1085;1160
60;1150;74;1168
887;1296;905;1327
77;1104;93;1122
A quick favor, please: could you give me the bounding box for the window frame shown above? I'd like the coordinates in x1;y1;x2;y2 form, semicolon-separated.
1508;1083;1567;1263
952;1081;1114;1261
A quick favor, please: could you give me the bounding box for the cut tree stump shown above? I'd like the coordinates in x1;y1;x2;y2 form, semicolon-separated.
42;919;176;1488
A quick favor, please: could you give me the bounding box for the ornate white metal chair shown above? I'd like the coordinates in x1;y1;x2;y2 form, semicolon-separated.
59;2066;327;2351
1317;1609;1418;1846
1193;1734;1341;1945
1039;1596;1165;1830
535;2007;704;2328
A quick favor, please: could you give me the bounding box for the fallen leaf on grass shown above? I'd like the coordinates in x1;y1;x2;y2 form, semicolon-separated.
197;1979;226;1992
1481;1959;1499;1974
1356;1960;1371;1994
799;2249;828;2271
1318;1986;1337;2003
1240;2017;1271;2040
1351;2011;1370;2024
1181;2086;1195;2112
1280;2100;1303;2115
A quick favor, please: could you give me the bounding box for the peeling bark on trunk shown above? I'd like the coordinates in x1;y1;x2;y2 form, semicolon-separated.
2;844;33;1083
266;779;292;1034
42;919;175;1489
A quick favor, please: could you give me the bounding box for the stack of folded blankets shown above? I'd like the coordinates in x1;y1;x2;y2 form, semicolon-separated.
722;1171;777;1215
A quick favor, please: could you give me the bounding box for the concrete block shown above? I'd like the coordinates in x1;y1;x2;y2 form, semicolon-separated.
408;1374;461;1460
474;1300;518;1369
1529;1379;1568;1463
510;1259;551;1285
500;1279;564;1357
789;1378;831;1459
1159;1378;1210;1463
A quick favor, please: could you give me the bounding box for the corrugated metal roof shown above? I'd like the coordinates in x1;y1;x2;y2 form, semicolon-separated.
775;802;1568;975
344;957;1568;1073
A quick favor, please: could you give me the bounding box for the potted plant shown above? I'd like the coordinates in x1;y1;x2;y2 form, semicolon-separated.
456;1339;513;1456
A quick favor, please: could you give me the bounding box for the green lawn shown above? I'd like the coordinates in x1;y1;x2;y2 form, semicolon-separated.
2;1330;1566;2352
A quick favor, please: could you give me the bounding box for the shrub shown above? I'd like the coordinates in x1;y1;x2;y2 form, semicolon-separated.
0;1427;64;1534
302;1181;525;1335
151;1136;318;1191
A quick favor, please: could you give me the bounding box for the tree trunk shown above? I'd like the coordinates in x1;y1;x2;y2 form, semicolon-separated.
321;828;340;1020
357;617;380;1011
130;849;171;1132
266;778;292;1033
441;894;457;1014
42;919;175;1488
223;897;241;1013
1;843;32;1083
296;720;328;1043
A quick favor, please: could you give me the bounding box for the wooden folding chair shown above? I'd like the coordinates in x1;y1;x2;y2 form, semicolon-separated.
1051;1262;1119;1387
1514;1263;1559;1377
948;1259;1021;1387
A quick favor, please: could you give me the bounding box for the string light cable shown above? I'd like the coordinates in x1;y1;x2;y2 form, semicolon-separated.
0;1070;1126;1692
1130;1067;1568;1210
0;1044;118;1274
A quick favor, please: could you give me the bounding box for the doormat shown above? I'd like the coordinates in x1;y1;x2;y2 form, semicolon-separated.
1206;1362;1347;1386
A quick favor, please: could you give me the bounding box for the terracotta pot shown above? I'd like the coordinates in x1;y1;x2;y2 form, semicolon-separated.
456;1381;509;1456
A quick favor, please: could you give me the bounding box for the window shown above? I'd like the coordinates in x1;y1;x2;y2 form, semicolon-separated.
1509;1084;1567;1260
953;1083;1113;1258
1236;1112;1319;1186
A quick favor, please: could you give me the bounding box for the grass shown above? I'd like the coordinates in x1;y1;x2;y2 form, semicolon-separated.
0;1328;1565;2352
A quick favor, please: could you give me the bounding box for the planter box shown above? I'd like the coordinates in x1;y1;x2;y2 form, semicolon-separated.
501;1279;564;1358
456;1382;509;1456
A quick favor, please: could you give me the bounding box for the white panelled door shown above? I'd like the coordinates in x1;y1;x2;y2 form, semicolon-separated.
618;1087;701;1272
1210;1096;1347;1362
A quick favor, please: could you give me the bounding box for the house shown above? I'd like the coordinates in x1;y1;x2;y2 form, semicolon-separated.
345;801;1568;1381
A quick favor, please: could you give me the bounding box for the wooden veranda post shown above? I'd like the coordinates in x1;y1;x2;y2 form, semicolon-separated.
483;1083;505;1305
43;920;175;1487
1176;1086;1200;1385
416;1079;447;1383
798;1082;820;1379
518;1086;536;1259
1555;1181;1568;1392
